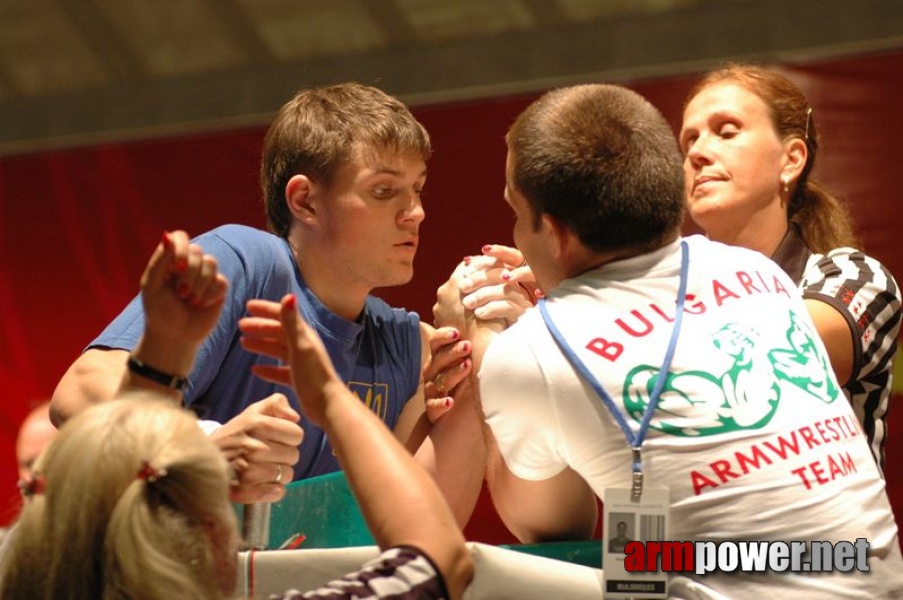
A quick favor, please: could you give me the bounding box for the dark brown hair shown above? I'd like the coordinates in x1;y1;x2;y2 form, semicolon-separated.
686;64;859;252
507;84;684;255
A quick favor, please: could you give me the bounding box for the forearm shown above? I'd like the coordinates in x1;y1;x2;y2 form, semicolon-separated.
120;332;203;401
51;338;196;427
481;418;532;540
322;387;472;599
419;376;486;528
477;334;598;543
485;431;597;543
420;321;501;526
130;331;200;380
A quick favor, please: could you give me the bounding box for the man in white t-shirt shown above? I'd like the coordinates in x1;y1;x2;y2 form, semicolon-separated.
434;83;903;598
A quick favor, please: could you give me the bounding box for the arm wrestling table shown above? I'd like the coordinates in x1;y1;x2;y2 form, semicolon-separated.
234;472;604;598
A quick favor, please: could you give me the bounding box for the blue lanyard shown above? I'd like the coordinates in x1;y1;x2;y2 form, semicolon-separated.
539;240;689;500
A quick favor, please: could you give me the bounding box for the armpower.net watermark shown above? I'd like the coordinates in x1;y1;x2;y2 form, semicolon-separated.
623;539;871;574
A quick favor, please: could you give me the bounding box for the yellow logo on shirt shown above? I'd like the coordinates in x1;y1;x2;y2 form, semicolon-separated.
349;382;389;420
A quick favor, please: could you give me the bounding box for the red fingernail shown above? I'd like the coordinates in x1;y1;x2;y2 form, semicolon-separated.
445;398;452;407
285;294;297;310
175;258;188;273
482;244;492;253
450;329;460;340
461;358;472;370
161;232;173;249
501;272;511;281
463;256;472;266
535;288;545;299
461;341;471;353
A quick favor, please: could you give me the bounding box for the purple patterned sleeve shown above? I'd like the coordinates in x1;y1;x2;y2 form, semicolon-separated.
271;546;448;600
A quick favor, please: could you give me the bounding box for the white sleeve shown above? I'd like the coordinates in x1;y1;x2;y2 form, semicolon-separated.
197;419;223;435
479;324;569;481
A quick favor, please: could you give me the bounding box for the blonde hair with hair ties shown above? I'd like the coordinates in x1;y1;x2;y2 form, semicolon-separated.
0;397;238;600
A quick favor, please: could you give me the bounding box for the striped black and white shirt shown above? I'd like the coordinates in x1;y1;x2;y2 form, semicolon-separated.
772;226;901;474
272;546;448;600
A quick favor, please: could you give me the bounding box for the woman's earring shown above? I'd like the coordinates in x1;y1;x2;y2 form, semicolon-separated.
781;177;790;193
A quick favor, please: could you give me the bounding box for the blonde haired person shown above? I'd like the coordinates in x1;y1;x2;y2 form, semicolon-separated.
1;231;472;599
1;396;240;599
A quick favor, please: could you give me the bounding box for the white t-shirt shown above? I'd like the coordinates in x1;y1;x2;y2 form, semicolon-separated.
481;236;903;599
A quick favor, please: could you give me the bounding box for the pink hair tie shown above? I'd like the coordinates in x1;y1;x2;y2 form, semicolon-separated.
18;473;46;498
137;461;167;483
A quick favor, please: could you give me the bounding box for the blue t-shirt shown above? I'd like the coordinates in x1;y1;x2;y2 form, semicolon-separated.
91;225;422;479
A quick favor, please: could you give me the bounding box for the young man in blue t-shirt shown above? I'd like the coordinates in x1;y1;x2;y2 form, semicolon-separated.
50;83;484;526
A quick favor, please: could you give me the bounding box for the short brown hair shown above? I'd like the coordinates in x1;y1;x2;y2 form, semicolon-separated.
507;84;684;255
260;83;432;238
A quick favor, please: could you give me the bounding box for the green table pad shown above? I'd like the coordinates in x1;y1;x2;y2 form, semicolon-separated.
499;540;602;569
237;471;602;569
240;471;375;550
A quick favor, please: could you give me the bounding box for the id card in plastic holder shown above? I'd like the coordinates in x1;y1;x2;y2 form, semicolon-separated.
602;487;670;599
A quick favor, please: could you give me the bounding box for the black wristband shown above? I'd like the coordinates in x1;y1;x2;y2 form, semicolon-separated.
127;356;188;391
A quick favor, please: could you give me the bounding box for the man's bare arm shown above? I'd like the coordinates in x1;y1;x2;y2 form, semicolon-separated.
485;429;598;543
51;231;225;425
50;348;129;426
396;322;485;529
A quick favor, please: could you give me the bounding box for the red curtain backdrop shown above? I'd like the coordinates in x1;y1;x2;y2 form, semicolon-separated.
2;49;901;543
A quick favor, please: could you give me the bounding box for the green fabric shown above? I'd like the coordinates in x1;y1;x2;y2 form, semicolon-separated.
500;540;602;569
240;470;603;569
269;471;374;549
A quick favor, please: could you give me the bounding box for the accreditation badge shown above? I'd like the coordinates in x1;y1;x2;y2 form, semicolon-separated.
602;487;670;599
